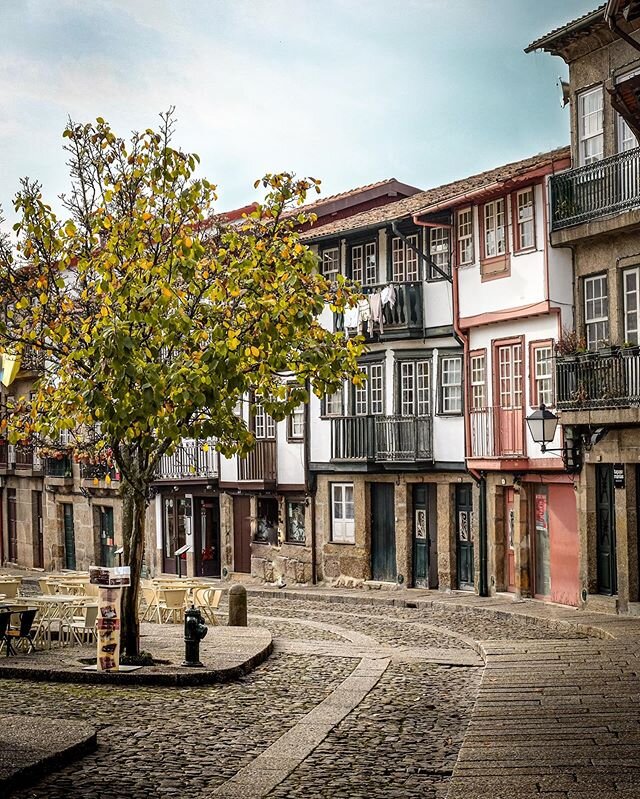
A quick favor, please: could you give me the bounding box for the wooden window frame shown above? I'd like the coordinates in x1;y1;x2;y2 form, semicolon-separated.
321;383;345;418
353;361;385;417
391;234;420;283
395;357;431;417
479;196;509;281
584;273;609;350
287;404;305;443
320;245;340;280
512;186;536;254
577;85;604;166
438;353;463;416
623;266;640;345
350;240;377;286
492;335;525;413
330;482;355;544
456;207;474;266
427;227;451;281
252;400;276;440
469;348;487;411
285;498;306;545
529;339;555;409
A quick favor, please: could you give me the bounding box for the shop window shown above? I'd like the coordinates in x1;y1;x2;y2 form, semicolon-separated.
255;497;279;545
286;500;306;544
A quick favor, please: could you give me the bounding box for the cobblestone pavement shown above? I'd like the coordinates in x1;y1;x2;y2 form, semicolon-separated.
3;592;629;799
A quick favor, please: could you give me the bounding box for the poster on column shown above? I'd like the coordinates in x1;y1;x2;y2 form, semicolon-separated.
97;586;121;672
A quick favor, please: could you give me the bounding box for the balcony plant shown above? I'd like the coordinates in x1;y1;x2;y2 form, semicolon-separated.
621;341;640;357
597;340;620;358
554;327;585;363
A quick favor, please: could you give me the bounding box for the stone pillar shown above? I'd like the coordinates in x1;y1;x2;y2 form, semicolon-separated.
487;479;505;594
437;482;456;590
395;480;411;587
626;467;639;604
228;583;248;626
614;465;634;612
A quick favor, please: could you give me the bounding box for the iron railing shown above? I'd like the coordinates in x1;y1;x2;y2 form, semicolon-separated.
156;439;219;480
238;439;277;482
556;349;640;410
470;406;525;458
331;415;433;462
80;463;119;481
550;147;640;230
334;281;424;337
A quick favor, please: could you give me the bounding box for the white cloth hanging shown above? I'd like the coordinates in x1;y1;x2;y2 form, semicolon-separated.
381;283;396;309
369;292;384;334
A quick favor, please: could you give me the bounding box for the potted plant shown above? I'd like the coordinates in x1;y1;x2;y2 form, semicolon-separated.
555;327;581;363
621;341;640;357
597;340;620;358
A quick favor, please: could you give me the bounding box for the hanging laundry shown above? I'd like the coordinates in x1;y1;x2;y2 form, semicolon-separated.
369;291;384;335
357;298;371;335
343;305;360;339
381;283;396;309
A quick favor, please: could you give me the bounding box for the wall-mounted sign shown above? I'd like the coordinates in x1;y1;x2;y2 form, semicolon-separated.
613;464;625;489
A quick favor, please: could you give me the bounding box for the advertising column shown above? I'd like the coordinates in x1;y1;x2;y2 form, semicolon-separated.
89;566;131;672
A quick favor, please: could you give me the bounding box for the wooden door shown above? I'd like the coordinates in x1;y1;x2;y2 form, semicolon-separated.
371;483;396;582
233;495;251;574
456;483;474;589
7;489;17;563
596;465;617;595
63;503;76;570
195;498;221;578
32;490;44;569
505;487;516;592
412;485;428;588
496;342;524;456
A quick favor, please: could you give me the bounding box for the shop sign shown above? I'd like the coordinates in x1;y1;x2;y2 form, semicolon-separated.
613;464;625;489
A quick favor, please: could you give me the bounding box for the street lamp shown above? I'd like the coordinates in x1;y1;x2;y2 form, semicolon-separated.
525;403;559;453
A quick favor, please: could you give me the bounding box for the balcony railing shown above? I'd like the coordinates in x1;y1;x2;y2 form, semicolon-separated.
335;282;424;338
238;439;277;483
156;439;219;480
470;407;525;458
80;463;119;481
556;348;640;410
44;455;73;478
550;147;640;230
331;415;433;463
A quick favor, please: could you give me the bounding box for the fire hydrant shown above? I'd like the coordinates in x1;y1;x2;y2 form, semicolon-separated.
182;605;208;668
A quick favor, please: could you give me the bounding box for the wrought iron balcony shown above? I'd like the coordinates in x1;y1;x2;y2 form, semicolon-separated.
44;455;73;478
334;281;424;338
550;147;640;231
331;415;433;463
556;348;640;410
156;439;219;480
470;406;525;458
238;439;277;483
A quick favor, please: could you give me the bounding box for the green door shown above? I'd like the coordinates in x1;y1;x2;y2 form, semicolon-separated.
371;483;396;582
413;486;428;588
596;465;617;595
63;504;76;571
99;506;116;567
456;483;474;590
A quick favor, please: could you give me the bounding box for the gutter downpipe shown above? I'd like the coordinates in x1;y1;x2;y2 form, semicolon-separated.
605;1;640;54
412;212;488;597
304;382;317;585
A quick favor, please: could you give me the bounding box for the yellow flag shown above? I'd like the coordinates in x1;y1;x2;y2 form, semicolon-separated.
1;354;21;387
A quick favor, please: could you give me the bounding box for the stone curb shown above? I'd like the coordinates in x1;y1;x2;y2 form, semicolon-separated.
0;637;273;687
0;718;97;796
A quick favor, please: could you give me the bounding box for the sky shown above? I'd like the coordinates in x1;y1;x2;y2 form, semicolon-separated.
0;0;595;221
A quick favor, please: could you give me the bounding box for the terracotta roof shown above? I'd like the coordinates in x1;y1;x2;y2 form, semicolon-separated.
525;5;606;53
294;178;419;214
301;146;571;242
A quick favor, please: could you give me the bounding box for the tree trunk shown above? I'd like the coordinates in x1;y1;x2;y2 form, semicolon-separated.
121;481;148;657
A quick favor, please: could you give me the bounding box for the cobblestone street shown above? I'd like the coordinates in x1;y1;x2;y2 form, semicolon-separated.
4;591;633;799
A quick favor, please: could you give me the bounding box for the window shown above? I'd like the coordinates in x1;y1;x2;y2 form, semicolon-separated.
321;247;340;280
323;385;344;417
428;227;450;279
331;483;355;543
392;234;419;282
483;199;506;258
457;208;474;265
254;402;276;439
288;404;305;440
286;499;306;544
584;275;609;349
354;363;384;416
351;242;377;286
439;355;462;414
498;343;523;410
470;352;486;410
514;188;535;251
617;69;640;152
255;497;279;544
578;87;603;165
624;267;640;345
399;360;430;416
531;343;553;407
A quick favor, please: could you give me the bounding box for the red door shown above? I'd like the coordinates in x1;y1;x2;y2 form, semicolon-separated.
505;487;516;592
496;343;524;456
548;485;579;606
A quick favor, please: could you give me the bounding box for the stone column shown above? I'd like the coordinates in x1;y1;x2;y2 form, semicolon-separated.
437;482;456;590
514;483;532;599
395;479;411;587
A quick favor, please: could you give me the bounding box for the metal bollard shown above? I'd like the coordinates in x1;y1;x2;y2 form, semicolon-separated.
182;605;208;667
228;584;247;627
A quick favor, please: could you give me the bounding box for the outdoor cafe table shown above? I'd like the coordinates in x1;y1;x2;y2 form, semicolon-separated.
22;595;93;648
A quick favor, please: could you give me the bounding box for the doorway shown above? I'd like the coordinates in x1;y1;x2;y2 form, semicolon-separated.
63;503;76;570
32;490;44;569
194;497;221;577
162;496;187;574
505;487;516;592
456;483;474;589
495;341;524;456
233;495;251;574
7;489;17;563
596;464;617;595
98;506;115;567
533;486;551;598
412;484;437;588
371;483;396;582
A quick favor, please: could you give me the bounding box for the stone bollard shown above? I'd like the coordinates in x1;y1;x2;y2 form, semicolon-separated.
228;583;247;627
